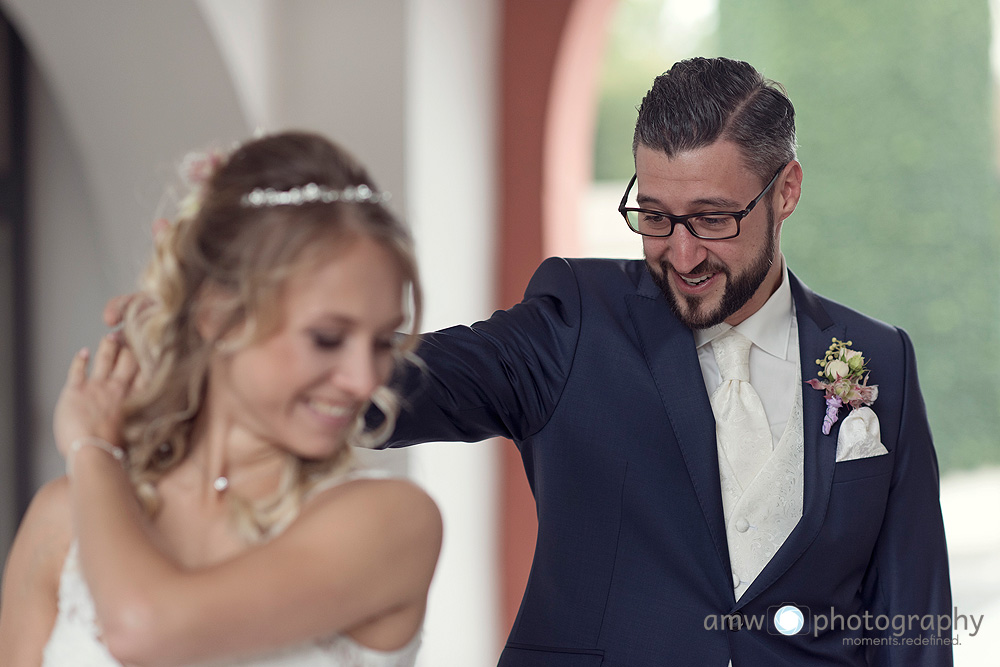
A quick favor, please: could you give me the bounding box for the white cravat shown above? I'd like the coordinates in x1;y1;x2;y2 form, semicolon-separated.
696;262;799;444
710;330;772;490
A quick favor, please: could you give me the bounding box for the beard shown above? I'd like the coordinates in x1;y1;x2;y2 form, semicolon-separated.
647;208;777;330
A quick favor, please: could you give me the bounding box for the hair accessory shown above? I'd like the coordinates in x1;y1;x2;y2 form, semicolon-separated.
177;148;230;219
241;183;390;207
180;149;227;188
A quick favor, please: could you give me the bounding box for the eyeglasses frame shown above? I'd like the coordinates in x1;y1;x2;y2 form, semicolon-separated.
617;162;789;240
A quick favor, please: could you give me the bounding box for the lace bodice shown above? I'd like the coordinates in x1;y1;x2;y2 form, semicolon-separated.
42;470;422;666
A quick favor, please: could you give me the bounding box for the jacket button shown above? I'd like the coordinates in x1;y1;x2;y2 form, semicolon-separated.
735;518;750;533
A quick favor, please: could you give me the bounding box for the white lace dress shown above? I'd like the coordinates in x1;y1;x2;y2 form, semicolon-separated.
41;471;423;667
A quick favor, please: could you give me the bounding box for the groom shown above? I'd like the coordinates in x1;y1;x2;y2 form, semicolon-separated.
388;58;952;665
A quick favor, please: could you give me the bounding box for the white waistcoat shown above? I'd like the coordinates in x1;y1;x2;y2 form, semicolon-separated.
717;365;805;602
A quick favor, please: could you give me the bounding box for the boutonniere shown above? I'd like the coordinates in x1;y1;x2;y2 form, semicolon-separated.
806;338;879;435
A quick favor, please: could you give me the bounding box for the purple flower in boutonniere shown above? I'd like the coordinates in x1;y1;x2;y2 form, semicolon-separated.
806;338;879;435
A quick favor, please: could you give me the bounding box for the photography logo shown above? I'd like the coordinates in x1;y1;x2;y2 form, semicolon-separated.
773;605;805;636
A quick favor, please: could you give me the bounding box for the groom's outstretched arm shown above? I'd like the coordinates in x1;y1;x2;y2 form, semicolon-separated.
386;257;583;448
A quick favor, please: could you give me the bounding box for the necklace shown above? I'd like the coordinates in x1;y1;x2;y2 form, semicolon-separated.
158;442;231;493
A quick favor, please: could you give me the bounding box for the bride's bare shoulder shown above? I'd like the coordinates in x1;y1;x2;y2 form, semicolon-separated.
11;476;74;571
299;475;442;567
11;477;73;579
308;475;439;532
0;477;73;662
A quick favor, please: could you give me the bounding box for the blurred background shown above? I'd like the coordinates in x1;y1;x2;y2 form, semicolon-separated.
0;1;996;664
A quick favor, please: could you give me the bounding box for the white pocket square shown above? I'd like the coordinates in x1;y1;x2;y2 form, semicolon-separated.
835;407;888;462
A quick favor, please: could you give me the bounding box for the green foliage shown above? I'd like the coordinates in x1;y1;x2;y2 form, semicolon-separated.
593;0;1000;471
593;0;719;179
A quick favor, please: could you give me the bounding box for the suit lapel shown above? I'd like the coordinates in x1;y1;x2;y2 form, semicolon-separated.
625;269;732;583
734;272;843;608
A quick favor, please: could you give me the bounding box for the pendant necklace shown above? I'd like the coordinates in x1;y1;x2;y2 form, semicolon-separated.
158;442;230;493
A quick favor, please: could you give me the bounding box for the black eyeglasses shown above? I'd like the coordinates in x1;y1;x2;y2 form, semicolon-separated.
618;163;787;240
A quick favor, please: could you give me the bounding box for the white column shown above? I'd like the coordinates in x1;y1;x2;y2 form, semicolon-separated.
406;0;501;664
204;1;503;662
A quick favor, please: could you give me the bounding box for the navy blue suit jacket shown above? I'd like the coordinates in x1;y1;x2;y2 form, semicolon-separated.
389;257;952;666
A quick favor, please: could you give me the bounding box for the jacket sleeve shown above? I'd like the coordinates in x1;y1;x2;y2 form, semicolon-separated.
863;328;953;666
385;257;582;447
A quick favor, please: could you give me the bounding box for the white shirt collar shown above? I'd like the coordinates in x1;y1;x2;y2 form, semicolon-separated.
694;257;795;361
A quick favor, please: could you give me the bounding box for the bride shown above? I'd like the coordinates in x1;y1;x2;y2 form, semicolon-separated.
0;132;441;666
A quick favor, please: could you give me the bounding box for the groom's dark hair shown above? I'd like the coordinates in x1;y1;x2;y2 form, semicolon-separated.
633;57;796;182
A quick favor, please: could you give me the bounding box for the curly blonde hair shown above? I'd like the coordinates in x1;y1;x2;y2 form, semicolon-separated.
121;132;422;541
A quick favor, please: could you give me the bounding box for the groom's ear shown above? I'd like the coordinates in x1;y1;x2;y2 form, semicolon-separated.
774;160;803;228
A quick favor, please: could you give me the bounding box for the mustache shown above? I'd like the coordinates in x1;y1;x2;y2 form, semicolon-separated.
658;258;729;276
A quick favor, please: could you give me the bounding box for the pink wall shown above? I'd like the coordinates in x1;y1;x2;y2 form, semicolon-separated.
499;0;616;636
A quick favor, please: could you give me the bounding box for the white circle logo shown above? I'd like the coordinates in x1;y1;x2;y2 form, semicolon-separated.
774;605;804;635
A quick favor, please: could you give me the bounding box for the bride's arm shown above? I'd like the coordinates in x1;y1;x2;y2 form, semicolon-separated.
0;478;73;666
72;450;440;666
60;337;442;667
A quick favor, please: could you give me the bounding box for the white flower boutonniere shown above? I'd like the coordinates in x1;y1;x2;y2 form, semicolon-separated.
806;338;879;435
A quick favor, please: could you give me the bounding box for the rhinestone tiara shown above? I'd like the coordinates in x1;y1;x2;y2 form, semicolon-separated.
240;182;390;207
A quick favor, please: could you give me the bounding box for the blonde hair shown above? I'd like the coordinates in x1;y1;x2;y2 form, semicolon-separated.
121;132;422;540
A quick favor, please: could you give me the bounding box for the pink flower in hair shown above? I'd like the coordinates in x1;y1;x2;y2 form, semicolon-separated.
180;149;226;188
177;148;228;219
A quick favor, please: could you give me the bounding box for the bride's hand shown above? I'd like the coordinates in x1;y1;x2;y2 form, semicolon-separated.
54;334;139;460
